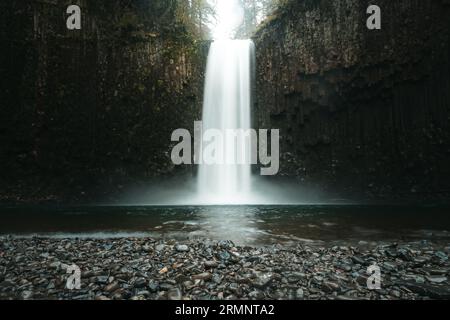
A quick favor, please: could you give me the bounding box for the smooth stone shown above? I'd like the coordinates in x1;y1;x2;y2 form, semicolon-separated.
428;269;448;276
204;261;219;269
155;244;166;252
212;274;223;284
351;256;365;265
249;290;264;299
21;291;33;300
426;276;448;284
252;273;275;289
390;290;401;298
137;290;150;297
159;267;169;274
148;280;159;292
183;280;195;290
49;261;61;269
46;282;55;290
159;283;174;291
411;275;426;284
134;278;147;288
218;251;231;261
167;288;182;300
105;282;120;293
96;276;109;284
435;251;448;261
383;262;397;271
175;245;189;252
403;281;450;299
336;295;358;301
0;281;14;288
192;272;213;281
322;281;340;293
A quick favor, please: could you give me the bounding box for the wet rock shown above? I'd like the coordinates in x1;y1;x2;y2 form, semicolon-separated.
426;276;447;284
148;280;159;293
0;280;14;288
159;283;174;291
251;273;275;289
383;262;397;272
402;281;450;299
105;282;120;293
249;290;265;300
95;276;109;284
175;245;189;253
406;275;425;284
339;263;353;272
204;261;219;269
351;256;366;265
322;281;340;293
218;240;235;249
182;280;195;290
167;288;182;300
47;282;56;290
435;251;448;261
390;290;401;298
296;288;304;299
218;251;231;261
155;244;166;252
336;295;359;301
159;267;169;274
137;290;150;297
212;273;223;284
1;237;449;301
134;278;147;288
413;256;430;265
21;291;33;300
192;272;212;281
428;269;448;276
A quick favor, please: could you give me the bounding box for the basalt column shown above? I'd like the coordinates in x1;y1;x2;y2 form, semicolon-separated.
254;0;450;200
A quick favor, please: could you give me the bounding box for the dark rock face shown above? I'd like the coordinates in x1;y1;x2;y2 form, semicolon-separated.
254;0;450;200
0;1;207;202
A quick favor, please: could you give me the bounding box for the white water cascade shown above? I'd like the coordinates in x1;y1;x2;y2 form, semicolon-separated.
198;40;255;204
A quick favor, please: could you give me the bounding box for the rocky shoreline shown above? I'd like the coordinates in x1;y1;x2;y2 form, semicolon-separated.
0;237;449;300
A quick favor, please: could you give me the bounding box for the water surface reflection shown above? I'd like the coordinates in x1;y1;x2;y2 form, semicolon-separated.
1;205;450;246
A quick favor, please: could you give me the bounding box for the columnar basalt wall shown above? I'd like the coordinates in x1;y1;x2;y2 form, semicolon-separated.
0;1;207;202
254;0;450;200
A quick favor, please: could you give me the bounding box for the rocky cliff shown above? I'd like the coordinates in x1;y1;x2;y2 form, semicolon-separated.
0;0;207;202
254;0;450;200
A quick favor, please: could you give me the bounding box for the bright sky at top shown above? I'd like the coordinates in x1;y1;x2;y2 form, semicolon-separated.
210;0;244;39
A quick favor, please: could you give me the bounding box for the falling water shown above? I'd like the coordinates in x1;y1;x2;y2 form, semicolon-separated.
198;40;255;204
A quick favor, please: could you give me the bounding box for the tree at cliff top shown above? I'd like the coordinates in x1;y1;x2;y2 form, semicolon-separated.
176;0;216;39
235;0;288;38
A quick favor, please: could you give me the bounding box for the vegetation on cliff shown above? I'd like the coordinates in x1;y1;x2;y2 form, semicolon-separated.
253;0;450;200
0;0;210;203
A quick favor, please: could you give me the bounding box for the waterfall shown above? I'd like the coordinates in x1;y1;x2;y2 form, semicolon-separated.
198;40;255;204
